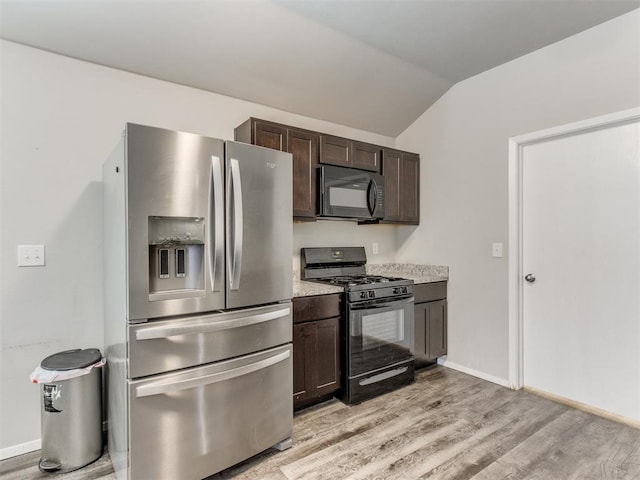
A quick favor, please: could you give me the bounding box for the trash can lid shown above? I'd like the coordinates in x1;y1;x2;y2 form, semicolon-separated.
41;348;102;371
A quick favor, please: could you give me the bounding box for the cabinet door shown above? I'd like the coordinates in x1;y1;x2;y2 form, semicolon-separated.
428;300;447;358
293;324;310;402
288;128;318;219
293;317;341;408
400;152;420;224
353;141;381;172
254;120;287;151
314;317;341;396
382;149;419;224
414;300;447;360
320;134;352;167
382;149;402;221
414;303;428;357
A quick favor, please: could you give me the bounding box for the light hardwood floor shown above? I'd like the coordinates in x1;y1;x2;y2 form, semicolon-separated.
2;367;639;479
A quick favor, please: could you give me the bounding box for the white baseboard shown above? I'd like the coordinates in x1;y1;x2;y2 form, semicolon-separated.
0;439;41;460
524;385;640;430
437;358;511;388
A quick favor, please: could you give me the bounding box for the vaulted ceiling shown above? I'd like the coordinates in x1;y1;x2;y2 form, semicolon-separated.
1;0;638;136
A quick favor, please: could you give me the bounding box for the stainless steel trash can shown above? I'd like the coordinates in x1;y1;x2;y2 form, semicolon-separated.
38;348;103;473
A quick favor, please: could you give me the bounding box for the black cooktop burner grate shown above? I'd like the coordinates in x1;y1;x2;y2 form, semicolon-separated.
310;275;407;287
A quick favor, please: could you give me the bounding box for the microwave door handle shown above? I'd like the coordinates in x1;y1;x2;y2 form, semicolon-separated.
227;158;243;291
209;155;224;292
367;179;376;216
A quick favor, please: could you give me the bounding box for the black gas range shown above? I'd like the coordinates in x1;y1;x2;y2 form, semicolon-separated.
301;247;415;404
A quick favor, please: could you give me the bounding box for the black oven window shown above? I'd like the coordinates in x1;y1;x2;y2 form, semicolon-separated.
360;310;405;348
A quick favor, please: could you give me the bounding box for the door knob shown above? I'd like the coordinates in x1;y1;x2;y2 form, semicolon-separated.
524;274;536;283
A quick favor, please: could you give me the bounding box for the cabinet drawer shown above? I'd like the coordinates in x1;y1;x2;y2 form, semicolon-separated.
293;294;341;324
414;281;447;303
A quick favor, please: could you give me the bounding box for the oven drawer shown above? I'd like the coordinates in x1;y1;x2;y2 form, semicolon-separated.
128;302;291;378
128;344;292;480
345;359;414;405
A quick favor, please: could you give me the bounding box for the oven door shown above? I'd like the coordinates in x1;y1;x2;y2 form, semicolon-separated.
347;295;414;377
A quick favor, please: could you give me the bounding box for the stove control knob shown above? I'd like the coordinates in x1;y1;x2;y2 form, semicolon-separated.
368;290;375;298
401;286;408;294
393;287;400;294
360;292;368;299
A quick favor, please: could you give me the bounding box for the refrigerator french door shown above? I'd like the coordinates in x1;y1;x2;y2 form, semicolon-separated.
104;123;293;480
125;125;292;319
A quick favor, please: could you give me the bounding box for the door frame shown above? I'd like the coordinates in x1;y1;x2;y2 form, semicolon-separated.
507;107;640;389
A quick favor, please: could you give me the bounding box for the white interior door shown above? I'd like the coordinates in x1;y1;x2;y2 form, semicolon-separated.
522;119;639;420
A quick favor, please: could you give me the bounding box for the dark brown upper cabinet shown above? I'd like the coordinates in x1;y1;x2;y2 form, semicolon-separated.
288;128;318;219
319;135;381;173
253;120;286;151
235;118;318;220
319;134;352;168
236;117;419;224
382;148;420;224
352;141;381;172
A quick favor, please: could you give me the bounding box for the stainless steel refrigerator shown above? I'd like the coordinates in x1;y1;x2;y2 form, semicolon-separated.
103;123;293;480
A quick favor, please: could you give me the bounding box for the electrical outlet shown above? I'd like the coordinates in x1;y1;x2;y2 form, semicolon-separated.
18;245;46;266
372;242;379;255
492;242;503;258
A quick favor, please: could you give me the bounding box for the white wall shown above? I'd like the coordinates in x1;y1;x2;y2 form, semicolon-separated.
293;221;398;277
0;40;396;455
395;10;640;382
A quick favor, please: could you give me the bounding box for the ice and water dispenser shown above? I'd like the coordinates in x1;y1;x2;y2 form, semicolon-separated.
148;216;205;294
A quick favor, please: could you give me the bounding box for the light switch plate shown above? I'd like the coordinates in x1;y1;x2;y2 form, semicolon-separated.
18;245;46;266
492;242;503;258
372;242;379;255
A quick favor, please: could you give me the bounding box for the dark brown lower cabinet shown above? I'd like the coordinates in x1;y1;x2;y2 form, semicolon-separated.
293;294;342;409
414;282;448;364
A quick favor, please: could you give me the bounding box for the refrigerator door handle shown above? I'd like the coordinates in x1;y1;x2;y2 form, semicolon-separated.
135;307;291;340
135;349;290;397
227;158;243;290
209;155;224;292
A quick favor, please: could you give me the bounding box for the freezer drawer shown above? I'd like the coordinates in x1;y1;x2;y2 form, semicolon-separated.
128;344;293;480
128;302;291;378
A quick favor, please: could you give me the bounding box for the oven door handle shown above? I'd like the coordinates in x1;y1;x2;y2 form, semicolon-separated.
349;295;414;311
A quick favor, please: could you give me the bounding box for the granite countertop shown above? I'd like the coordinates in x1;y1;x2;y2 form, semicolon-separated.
293;279;343;298
366;263;449;284
293;264;449;297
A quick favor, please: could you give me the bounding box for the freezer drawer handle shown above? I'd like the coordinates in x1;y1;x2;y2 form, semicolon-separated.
135;307;291;340
135;349;290;397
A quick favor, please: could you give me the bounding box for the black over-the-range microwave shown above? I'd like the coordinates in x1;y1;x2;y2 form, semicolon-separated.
318;165;385;221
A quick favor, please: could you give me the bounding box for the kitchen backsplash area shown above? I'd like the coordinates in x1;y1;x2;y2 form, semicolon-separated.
292;220;398;278
366;263;449;282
